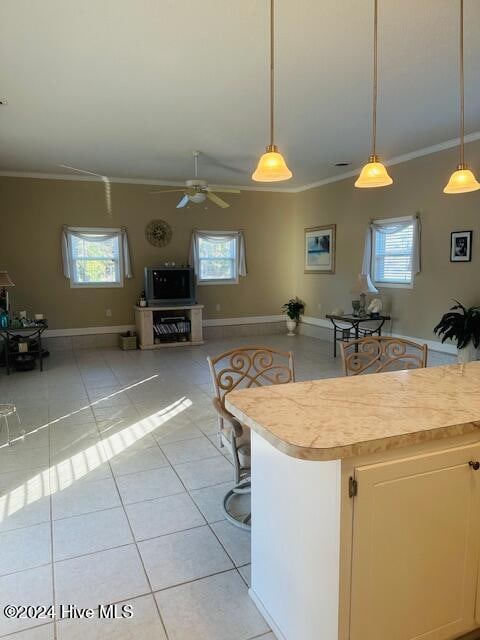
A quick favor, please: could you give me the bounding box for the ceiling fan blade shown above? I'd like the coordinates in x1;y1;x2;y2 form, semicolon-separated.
176;194;190;209
206;187;241;194
58;164;107;179
149;189;187;195
200;152;249;175
207;192;230;209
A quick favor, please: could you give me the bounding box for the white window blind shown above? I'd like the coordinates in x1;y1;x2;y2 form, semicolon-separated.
198;235;237;282
373;223;414;285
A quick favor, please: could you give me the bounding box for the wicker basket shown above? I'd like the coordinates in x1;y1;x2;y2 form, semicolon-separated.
119;333;137;350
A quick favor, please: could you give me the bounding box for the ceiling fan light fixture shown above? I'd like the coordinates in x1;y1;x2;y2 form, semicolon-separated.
252;144;292;182
189;192;207;204
355;155;393;188
444;163;480;194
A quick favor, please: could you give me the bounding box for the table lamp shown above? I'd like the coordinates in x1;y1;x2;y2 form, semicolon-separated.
351;274;378;317
0;271;15;313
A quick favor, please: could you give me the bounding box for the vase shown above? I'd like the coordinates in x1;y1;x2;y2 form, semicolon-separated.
457;342;478;364
286;318;297;336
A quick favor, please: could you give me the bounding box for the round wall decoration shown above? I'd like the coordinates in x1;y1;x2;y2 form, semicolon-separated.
145;219;172;247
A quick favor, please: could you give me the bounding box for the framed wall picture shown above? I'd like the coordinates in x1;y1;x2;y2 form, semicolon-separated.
304;224;336;273
450;230;472;262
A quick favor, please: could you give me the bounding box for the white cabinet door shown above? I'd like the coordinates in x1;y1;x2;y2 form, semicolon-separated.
350;443;480;640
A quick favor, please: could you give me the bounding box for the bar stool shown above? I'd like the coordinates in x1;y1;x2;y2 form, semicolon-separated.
0;404;22;446
207;346;295;530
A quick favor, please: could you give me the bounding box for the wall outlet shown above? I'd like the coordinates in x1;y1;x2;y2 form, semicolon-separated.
216;304;221;312
106;309;112;317
317;303;322;313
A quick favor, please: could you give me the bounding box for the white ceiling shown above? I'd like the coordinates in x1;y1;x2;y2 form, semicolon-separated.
0;0;479;190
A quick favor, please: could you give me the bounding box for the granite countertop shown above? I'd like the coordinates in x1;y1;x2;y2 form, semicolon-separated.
225;362;480;461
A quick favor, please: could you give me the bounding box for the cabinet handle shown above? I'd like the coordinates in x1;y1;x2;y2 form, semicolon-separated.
468;460;480;471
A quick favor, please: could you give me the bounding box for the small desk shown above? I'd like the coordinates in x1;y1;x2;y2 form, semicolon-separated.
325;313;391;357
0;322;48;374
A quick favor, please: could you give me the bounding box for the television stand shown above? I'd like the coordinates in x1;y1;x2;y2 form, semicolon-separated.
134;304;204;350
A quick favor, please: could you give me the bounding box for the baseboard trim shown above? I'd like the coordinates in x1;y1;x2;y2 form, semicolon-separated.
44;317;283;338
44;324;136;338
43;314;457;355
301;315;456;355
203;315;284;327
248;588;285;640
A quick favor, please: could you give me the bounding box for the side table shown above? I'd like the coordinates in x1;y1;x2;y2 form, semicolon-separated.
325;314;391;358
0;322;48;374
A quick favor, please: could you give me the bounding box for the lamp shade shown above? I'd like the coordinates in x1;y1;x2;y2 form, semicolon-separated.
0;271;14;287
351;273;379;295
252;145;292;182
443;164;480;194
355;156;393;188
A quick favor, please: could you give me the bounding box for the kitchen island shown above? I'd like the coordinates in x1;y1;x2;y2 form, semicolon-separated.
226;362;480;640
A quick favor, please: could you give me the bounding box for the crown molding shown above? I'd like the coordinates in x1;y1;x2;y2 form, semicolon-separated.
292;131;480;192
0;170;294;193
1;131;479;194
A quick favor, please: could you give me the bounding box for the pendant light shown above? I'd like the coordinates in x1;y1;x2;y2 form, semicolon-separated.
444;0;480;194
355;0;393;188
252;0;292;182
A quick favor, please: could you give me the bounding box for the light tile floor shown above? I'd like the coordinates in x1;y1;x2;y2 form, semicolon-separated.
0;334;454;639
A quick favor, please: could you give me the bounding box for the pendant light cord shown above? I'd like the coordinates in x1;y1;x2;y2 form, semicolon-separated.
270;0;275;148
371;0;378;158
459;0;465;165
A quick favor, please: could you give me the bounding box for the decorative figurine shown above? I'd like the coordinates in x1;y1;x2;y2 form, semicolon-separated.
367;297;383;318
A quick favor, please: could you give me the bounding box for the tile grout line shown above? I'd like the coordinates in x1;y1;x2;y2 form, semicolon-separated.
0;343;271;639
90;391;172;640
154;432;248;576
47;361;58;640
53;350;171;635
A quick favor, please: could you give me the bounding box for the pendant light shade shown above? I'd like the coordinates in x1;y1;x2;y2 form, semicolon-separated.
356;0;393;189
444;0;480;194
444;164;480;194
252;144;292;182
355;155;393;188
252;0;292;183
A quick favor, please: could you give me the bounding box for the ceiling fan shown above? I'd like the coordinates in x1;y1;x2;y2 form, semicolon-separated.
150;151;241;209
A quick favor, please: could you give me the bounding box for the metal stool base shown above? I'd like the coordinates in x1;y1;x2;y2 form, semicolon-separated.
223;478;251;531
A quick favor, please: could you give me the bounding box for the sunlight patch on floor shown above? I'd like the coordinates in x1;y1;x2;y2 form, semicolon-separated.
0;395;192;522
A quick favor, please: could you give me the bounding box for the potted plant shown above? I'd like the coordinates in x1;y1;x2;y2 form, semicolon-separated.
434;300;480;363
282;297;305;336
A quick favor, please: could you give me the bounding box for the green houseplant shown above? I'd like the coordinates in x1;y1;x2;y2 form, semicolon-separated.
282;297;305;336
434;301;480;363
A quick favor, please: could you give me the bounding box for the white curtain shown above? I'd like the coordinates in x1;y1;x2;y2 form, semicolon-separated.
61;226;133;279
189;230;247;278
361;215;421;276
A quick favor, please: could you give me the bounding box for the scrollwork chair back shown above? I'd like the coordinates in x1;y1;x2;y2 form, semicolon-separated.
208;346;295;409
340;336;428;376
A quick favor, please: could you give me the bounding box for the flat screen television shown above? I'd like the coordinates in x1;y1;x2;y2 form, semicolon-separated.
144;267;196;306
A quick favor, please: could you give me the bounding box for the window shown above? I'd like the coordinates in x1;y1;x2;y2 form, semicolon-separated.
198;235;237;283
65;228;124;288
190;231;247;285
371;217;416;287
